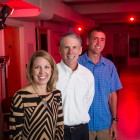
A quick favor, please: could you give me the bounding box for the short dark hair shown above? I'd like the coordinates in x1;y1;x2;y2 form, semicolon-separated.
88;27;104;39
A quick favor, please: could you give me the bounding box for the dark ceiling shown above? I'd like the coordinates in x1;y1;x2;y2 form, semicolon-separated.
62;0;140;24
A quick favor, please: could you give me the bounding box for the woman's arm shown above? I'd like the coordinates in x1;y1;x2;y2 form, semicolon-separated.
9;92;24;140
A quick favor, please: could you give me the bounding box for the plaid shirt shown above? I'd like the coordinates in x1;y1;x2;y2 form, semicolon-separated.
78;52;122;130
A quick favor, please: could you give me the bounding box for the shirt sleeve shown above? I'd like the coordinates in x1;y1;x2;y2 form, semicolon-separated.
55;92;64;140
86;73;95;110
110;65;122;92
9;92;24;140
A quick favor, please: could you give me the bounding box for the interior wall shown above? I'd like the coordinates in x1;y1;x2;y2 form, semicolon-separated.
102;23;140;66
35;21;71;63
0;19;36;98
0;18;76;98
0;31;5;101
4;27;21;97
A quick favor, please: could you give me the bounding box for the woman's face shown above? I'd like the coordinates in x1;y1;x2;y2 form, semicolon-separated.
32;57;52;86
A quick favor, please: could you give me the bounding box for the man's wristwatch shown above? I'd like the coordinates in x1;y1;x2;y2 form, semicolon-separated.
112;117;118;122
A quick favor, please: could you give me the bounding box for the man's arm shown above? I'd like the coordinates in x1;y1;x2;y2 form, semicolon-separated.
109;91;118;140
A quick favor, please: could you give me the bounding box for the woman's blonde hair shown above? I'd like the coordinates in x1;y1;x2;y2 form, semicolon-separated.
26;50;58;92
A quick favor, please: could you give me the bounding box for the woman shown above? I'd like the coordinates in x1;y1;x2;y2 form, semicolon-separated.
9;50;64;140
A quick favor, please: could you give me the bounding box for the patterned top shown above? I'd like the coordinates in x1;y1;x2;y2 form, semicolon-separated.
78;52;122;130
9;90;64;140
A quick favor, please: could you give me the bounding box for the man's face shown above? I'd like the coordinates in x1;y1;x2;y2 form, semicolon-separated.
87;31;106;55
60;36;82;70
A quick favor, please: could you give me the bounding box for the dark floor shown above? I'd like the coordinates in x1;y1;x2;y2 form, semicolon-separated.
0;65;140;140
117;65;140;140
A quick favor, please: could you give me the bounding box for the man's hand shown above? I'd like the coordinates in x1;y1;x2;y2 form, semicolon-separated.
109;122;118;140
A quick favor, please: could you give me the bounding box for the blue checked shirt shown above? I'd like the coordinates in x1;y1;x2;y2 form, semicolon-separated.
78;52;122;130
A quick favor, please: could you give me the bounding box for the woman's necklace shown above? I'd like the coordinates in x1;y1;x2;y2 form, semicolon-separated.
32;84;48;108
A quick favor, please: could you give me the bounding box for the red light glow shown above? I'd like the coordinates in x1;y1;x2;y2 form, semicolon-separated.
129;16;136;23
2;1;41;17
75;25;84;34
130;17;134;21
78;27;82;31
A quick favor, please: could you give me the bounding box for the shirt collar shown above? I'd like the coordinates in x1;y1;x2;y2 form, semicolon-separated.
60;60;80;74
84;51;106;66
